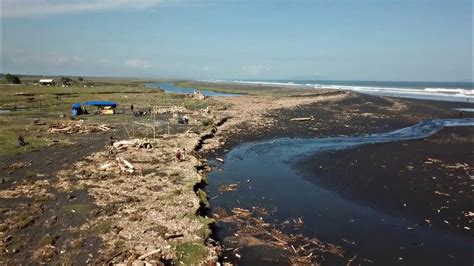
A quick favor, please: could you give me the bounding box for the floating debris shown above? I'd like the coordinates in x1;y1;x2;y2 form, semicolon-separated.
214;206;344;264
218;183;239;193
434;191;450;197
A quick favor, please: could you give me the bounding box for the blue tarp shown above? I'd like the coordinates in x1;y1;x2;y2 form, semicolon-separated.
82;101;118;107
71;101;118;116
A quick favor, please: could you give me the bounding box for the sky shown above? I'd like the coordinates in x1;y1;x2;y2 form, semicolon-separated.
1;0;472;81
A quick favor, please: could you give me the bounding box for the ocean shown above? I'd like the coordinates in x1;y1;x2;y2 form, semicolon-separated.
205;79;473;102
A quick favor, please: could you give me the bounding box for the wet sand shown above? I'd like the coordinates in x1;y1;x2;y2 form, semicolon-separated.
213;93;474;156
206;92;473;264
295;126;473;236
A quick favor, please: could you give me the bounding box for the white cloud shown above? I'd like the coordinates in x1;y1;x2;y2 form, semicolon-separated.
1;0;199;18
242;64;270;76
55;55;84;65
125;59;152;69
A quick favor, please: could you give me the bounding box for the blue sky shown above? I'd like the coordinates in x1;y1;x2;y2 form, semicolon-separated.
1;0;472;81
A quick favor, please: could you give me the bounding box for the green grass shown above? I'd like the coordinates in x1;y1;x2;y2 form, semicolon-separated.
39;234;59;246
186;214;214;239
195;189;210;209
63;203;89;216
0;80;213;157
14;212;36;229
90;220;113;234
175;241;209;265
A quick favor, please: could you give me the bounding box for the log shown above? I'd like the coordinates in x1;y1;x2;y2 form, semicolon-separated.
122;159;134;169
164;233;184;240
290;116;314;122
113;140;137;148
99;162;113;170
137;249;161;260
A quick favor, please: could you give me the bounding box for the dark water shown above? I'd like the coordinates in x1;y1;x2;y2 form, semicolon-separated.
208;119;474;265
145;82;241;97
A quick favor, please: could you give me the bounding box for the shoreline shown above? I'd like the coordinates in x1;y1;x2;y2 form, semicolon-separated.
1;79;472;264
205;92;474;158
201;91;473;264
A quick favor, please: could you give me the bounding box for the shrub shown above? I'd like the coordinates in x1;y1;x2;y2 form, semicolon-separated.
5;73;21;84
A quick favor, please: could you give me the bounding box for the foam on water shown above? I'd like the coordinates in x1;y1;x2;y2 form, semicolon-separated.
203;79;474;102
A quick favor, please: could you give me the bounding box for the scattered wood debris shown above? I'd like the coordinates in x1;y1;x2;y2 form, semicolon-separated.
48;121;113;134
112;139;154;149
6;161;32;171
152;106;186;114
214;206;344;264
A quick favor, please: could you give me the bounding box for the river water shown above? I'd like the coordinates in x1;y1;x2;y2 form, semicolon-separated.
145;82;241;97
208;118;474;265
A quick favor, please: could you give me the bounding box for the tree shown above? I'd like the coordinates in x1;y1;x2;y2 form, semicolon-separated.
5;73;21;84
78;77;84;81
60;77;73;85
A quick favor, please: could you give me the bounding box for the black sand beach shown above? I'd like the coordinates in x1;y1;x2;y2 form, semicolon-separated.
208;92;473;265
295;126;473;236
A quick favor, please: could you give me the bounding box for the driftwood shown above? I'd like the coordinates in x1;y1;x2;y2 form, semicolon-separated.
216;158;224;163
290;115;314;122
116;157;135;173
122;159;134;169
164;233;184;240
113;139;153;149
215;206;344;264
137;249;161;260
218;183;239;193
48;122;112;134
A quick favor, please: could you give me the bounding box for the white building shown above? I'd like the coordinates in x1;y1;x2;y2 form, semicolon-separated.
39;79;55;86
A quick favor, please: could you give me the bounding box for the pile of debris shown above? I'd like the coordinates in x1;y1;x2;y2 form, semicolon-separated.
55;133;219;264
152;106;186;115
97;157;136;174
213;206;344;264
112;139;154;150
190;91;206;100
48;121;113;134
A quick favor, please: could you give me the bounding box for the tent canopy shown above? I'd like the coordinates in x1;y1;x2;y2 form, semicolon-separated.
82;101;118;107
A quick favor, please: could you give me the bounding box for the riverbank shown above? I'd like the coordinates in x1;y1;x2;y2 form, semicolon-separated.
203;91;473;265
0;79;225;264
206;91;474;157
1;79;472;264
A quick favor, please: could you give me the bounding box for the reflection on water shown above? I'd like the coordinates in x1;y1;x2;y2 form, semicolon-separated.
208;118;474;265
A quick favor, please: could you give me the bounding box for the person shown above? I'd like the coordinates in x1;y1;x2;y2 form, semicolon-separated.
109;136;115;146
131;104;134;112
18;134;26;146
181;148;186;160
175;149;182;162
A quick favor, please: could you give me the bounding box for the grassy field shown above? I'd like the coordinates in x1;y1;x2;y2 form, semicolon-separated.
0;77;215;156
176;80;316;96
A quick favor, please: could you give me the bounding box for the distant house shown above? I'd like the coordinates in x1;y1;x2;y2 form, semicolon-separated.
39;79;55;86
